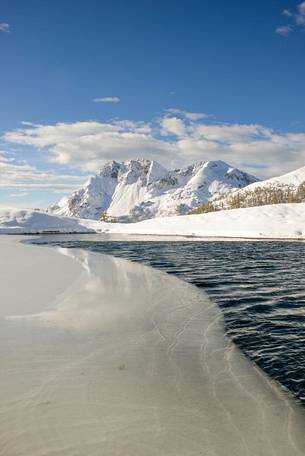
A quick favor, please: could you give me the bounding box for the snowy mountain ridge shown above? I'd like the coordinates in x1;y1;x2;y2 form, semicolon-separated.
48;159;258;221
233;165;305;192
213;165;305;210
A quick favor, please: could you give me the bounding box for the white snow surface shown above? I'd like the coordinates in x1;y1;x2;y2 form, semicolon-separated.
226;165;305;203
48;159;258;221
1;204;305;239
0;207;100;234
246;165;305;189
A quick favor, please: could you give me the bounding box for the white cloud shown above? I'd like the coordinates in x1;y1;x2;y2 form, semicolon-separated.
4;116;305;179
276;2;305;36
296;1;305;25
282;9;293;17
3;121;175;172
0;153;87;191
275;25;293;36
93;97;120;103
0;23;10;33
189;123;272;142
165;108;209;121
161;116;187;137
8;192;30;198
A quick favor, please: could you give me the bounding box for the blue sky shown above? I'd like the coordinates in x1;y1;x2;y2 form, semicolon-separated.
1;0;305;208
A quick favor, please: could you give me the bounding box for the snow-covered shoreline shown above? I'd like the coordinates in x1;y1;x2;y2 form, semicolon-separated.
1;203;305;239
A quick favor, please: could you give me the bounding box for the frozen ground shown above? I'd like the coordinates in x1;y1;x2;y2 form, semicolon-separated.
0;237;305;455
1;203;305;239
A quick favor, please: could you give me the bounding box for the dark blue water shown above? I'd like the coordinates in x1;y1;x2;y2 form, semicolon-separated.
33;239;305;405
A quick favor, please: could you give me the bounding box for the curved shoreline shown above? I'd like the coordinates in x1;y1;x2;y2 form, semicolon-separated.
1;236;305;455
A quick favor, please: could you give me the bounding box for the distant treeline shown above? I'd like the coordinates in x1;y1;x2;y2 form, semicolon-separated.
189;182;305;215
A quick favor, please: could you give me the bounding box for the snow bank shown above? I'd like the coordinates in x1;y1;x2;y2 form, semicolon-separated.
0;207;98;234
109;203;305;239
1;204;305;239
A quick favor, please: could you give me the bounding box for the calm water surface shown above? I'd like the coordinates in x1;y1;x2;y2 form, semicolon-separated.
34;239;305;405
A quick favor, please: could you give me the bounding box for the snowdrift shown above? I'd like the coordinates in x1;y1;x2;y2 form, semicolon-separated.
0;208;98;234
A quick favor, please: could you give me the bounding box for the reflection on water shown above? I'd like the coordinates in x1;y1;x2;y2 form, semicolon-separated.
34;238;305;406
2;247;305;455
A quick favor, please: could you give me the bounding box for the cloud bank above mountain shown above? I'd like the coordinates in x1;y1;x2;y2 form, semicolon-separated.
0;151;86;192
4;112;305;179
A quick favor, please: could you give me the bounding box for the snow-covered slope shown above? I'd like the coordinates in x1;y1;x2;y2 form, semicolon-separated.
108;204;305;239
48;159;258;221
0;208;99;234
244;165;305;190
219;165;305;207
1;204;305;239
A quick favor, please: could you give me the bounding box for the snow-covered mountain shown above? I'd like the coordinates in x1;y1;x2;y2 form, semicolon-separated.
48;159;259;221
216;165;305;209
235;165;305;191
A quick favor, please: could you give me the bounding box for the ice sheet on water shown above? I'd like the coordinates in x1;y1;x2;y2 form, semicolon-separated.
1;247;305;455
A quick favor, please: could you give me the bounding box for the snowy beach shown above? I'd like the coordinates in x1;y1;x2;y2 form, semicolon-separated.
1;236;305;455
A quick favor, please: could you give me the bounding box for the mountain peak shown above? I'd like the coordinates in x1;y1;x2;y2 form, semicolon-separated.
97;160;121;178
48;159;258;221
